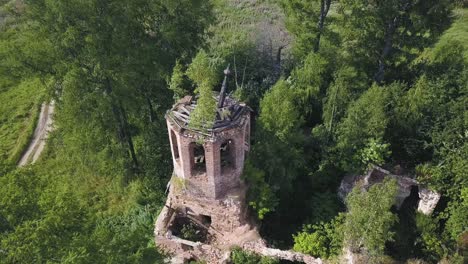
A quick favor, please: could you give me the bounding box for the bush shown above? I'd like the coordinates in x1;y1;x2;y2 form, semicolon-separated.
293;213;344;258
230;248;279;264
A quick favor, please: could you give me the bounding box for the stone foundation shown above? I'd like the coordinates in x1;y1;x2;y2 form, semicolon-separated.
154;181;257;262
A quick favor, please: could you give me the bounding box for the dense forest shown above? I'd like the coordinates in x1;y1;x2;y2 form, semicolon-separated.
0;0;466;263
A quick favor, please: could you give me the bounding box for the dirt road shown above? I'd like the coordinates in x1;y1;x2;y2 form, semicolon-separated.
17;101;55;166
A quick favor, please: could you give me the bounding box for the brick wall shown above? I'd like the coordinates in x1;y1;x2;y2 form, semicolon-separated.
166;112;250;200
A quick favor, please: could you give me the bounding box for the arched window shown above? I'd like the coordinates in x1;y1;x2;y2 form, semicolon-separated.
170;130;180;161
220;139;235;172
190;142;206;175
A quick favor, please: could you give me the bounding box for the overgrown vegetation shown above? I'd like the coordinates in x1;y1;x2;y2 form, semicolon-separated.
230;248;279;264
0;78;44;163
0;0;466;263
0;0;212;262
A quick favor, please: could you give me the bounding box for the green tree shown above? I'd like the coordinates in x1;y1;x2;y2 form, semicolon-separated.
186;50;218;130
0;168;41;230
169;60;188;100
293;213;344;258
339;0;453;84
231;248;279;264
255;79;305;192
414;213;446;262
258;79;303;140
322;66;367;134
445;187;468;244
358;138;392;169
289;52;332;117
282;0;336;55
88;207;165;264
13;0;214;170
335;85;391;171
242;161;278;220
344;178;398;258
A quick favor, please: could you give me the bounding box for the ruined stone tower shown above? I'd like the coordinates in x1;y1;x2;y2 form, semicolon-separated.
155;69;323;264
166;93;250;200
154;69;255;262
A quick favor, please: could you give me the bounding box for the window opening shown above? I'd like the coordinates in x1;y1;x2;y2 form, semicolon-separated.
171;130;180;160
245;122;250;146
221;139;235;172
200;214;212;226
191;143;206;175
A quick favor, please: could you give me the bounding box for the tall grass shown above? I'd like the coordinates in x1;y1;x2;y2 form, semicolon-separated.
439;9;468;61
8;101;42;164
0;78;44;163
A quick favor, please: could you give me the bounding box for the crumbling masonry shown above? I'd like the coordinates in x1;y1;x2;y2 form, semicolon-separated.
154;70;322;264
338;166;441;215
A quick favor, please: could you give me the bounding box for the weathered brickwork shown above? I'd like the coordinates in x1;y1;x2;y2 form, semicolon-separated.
166;111;250;199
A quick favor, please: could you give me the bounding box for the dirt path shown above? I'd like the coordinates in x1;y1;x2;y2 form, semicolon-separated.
17;101;55;167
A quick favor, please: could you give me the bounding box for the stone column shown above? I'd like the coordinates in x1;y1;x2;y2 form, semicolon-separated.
167;121;185;178
167;121;178;168
205;141;220;199
418;188;441;215
244;114;251;152
234;127;245;174
178;135;193;179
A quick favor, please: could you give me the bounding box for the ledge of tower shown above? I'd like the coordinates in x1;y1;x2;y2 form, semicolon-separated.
166;93;251;134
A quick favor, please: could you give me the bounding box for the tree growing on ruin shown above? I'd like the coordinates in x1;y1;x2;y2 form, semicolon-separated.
344;178;398;258
186;51;218;130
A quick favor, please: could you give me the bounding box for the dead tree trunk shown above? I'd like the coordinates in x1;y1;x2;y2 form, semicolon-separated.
137;79;155;123
374;17;397;84
314;0;331;52
144;86;156;123
374;0;412;84
146;97;155;123
118;99;139;169
274;45;286;77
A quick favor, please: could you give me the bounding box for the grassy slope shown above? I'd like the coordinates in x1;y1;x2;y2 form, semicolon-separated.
0;78;44;163
210;0;288;56
437;9;468;60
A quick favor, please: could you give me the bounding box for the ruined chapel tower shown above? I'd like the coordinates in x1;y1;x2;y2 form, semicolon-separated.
165;88;250;200
154;68;254;262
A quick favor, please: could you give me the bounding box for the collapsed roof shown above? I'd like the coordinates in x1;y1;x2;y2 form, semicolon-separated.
166;93;250;133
